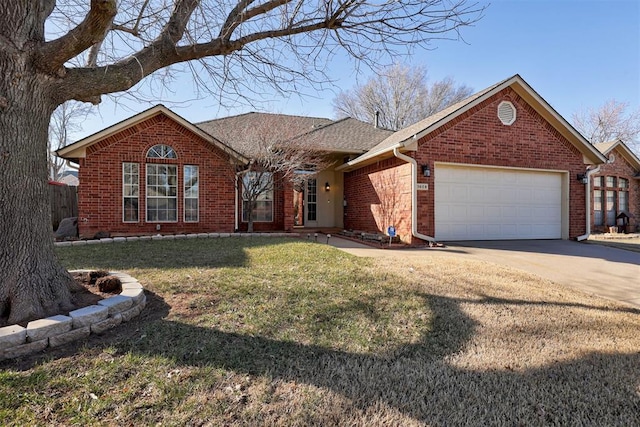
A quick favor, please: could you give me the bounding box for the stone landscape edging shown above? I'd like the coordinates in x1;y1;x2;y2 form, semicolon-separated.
1;233;302;361
53;231;300;247
0;271;145;361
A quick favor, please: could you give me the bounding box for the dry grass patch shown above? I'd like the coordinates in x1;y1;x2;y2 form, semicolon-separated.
586;237;640;253
0;237;638;426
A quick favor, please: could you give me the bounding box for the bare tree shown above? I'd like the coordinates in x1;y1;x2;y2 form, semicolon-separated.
333;63;473;130
202;114;333;232
49;101;93;181
572;99;640;153
0;0;483;323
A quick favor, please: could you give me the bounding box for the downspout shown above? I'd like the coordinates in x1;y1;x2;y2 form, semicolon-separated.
392;147;436;244
576;165;601;241
234;175;239;232
235;169;247;232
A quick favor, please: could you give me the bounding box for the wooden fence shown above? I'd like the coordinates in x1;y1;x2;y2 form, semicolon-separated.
50;183;78;230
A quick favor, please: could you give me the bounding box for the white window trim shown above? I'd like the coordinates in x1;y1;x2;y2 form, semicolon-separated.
146;144;177;159
242;172;274;223
184;165;199;223
122;162;139;223
146;163;179;223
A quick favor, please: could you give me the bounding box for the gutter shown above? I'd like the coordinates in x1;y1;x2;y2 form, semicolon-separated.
65;160;79;170
576;165;601;241
235;176;239;232
392;147;436;244
235;168;248;232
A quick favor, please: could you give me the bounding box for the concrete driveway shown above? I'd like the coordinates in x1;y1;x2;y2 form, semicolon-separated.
328;237;640;308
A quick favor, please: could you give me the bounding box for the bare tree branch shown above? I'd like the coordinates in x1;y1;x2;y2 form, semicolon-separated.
201;112;333;231
48;101;94;180
36;0;118;74
44;0;483;105
333;63;473;130
572;99;640;154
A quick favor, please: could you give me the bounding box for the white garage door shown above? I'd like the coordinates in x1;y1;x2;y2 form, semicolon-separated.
435;165;563;241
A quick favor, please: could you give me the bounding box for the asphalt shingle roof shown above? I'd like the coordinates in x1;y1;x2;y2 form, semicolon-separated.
288;117;393;153
196;112;391;156
197;113;332;156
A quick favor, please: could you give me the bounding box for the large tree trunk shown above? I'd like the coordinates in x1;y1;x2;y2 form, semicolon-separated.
0;55;75;324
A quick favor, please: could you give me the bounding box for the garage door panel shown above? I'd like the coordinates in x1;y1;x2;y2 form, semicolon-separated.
435;165;563;240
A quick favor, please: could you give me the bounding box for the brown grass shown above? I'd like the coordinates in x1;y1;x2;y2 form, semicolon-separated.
1;238;639;426
587;236;640;253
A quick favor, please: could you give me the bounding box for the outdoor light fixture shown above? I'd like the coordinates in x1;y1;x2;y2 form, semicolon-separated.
325;182;331;192
577;173;587;184
421;164;431;177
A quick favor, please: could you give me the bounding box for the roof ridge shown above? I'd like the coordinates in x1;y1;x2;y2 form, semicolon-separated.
195;111;332;125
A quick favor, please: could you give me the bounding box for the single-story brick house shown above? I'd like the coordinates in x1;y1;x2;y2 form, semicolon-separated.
57;106;392;238
338;75;610;243
59;74;617;243
591;139;640;233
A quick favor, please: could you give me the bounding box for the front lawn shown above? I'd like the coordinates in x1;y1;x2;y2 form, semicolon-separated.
1;237;639;425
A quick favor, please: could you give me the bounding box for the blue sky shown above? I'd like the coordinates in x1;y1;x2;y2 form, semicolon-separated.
76;0;640;140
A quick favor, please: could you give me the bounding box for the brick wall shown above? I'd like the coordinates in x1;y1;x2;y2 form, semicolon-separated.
344;158;413;241
78;114;240;238
345;87;589;243
590;148;640;232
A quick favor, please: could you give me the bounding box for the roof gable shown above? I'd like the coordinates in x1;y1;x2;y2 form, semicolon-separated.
57;105;247;163
594;139;640;171
339;75;607;170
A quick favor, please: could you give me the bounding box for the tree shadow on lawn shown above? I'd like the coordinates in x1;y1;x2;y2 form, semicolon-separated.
117;293;639;425
43;239;640;423
4;286;639;424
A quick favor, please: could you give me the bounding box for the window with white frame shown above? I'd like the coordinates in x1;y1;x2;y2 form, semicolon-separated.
147;144;177;159
122;163;139;222
146;164;178;222
307;179;317;221
242;172;273;222
184;165;199;222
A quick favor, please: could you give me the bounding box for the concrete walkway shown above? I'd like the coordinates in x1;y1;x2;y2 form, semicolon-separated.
327;236;640;308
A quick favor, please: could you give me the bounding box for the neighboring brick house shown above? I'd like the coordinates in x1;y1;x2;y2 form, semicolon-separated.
591;139;640;233
58;74;610;243
338;75;606;243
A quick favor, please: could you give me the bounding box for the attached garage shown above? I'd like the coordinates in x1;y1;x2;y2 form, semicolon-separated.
341;75;607;244
434;163;567;241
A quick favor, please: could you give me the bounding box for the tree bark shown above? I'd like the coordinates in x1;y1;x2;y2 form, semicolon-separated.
0;54;75;324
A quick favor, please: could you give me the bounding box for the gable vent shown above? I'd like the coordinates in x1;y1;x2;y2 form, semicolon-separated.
498;101;516;125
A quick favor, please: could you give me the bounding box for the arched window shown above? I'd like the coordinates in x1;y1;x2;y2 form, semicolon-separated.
146;144;177;159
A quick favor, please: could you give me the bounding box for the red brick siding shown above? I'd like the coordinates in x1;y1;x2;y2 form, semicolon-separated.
77;114;239;238
345;87;589;243
590;148;640;232
344;158;413;241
